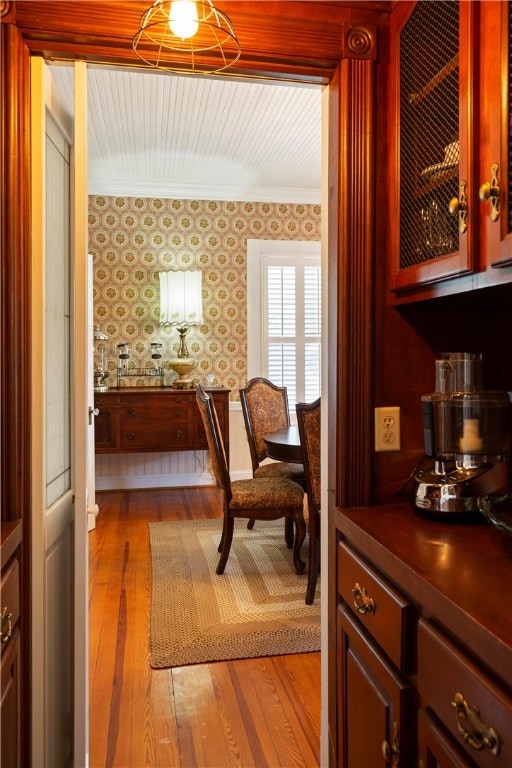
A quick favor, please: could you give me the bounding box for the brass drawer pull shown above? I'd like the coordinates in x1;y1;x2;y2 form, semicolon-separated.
127;409;135;418
1;607;12;643
451;692;500;755
176;430;183;438
174;409;183;417
352;582;375;615
127;432;135;440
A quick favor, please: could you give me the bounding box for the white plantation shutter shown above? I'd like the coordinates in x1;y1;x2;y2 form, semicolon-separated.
304;265;321;401
254;246;321;406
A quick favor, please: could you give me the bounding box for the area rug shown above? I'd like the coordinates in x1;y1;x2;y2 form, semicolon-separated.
148;518;320;668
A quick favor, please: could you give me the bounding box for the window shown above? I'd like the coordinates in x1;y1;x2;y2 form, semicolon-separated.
247;239;321;406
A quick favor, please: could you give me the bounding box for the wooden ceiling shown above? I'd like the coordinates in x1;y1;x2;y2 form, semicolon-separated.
11;1;392;84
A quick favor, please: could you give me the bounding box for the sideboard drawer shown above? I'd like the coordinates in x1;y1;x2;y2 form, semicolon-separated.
418;619;512;767
338;541;414;673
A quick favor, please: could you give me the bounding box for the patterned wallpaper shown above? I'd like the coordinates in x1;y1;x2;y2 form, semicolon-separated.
89;196;321;399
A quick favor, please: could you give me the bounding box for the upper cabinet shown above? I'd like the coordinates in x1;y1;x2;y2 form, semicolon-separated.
390;0;512;300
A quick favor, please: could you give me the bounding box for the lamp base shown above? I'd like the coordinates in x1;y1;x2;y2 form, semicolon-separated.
169;357;197;389
171;377;194;389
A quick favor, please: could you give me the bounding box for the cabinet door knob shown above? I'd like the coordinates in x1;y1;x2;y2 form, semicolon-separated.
381;722;400;767
352;582;375;615
448;179;468;234
451;692;500;755
176;430;183;438
1;607;12;643
127;409;135;418
127;432;135;440
479;163;500;221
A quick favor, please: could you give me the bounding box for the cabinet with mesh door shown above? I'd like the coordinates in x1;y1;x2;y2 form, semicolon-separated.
390;0;512;297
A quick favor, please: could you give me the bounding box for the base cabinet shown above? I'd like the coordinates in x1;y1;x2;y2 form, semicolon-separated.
94;387;230;461
1;523;22;768
332;505;512;768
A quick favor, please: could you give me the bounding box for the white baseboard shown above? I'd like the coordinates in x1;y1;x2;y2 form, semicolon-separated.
95;468;253;491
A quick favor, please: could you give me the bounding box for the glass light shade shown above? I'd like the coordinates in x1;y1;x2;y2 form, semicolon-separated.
159;270;203;326
169;0;199;39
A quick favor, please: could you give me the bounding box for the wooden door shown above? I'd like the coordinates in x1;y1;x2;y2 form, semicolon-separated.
30;58;89;767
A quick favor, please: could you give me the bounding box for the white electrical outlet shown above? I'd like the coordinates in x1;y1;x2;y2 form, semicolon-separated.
374;406;401;451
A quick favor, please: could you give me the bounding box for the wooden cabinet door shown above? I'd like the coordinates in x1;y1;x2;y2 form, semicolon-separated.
337;605;413;768
1;630;21;768
391;0;474;293
478;1;512;271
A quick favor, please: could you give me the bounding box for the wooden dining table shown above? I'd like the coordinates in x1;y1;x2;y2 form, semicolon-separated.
263;425;302;464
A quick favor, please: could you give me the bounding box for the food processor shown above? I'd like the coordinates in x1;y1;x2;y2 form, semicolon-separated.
413;352;511;517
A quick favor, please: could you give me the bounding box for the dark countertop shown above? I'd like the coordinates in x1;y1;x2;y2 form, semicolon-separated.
333;502;512;691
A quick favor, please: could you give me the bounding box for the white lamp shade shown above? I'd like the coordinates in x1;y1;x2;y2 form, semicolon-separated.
159;270;203;325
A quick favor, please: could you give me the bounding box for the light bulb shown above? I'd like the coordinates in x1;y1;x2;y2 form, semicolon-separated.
169;0;199;39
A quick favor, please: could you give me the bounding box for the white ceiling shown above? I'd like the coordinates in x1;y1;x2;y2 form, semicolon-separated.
51;65;322;203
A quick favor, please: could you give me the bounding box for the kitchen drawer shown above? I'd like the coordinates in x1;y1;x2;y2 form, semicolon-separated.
418;619;512;767
337;541;414;673
1;559;20;644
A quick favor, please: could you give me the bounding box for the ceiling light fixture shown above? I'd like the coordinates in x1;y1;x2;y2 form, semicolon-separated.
132;0;241;75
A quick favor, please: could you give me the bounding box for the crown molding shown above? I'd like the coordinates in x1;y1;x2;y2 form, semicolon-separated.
87;179;321;204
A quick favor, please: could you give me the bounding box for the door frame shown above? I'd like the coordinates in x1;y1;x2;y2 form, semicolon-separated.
2;10;379;766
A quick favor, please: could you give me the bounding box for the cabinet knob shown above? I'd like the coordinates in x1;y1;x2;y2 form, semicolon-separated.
381;722;400;767
176;430;183;438
451;692;500;756
127;409;135;418
448;179;468;234
479;163;500;222
1;607;13;643
352;582;375;615
127;432;135;440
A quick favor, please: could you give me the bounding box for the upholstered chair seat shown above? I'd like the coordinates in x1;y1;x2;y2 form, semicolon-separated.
229;477;305;510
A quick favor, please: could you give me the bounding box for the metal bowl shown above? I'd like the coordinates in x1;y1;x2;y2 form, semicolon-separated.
477;494;512;535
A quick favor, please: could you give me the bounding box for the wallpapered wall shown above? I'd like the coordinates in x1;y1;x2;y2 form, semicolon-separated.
89;195;321;399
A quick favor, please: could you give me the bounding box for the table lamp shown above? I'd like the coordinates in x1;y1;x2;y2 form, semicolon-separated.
159;269;203;388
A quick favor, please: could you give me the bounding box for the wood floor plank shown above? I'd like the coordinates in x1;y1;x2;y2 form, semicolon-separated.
206;662;259;767
225;658;282;767
89;488;320;768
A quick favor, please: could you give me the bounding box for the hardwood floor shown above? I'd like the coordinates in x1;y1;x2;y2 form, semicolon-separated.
89;488;321;767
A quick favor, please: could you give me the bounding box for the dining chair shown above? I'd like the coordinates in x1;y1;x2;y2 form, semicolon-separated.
296;397;321;604
196;383;307;575
240;377;306;545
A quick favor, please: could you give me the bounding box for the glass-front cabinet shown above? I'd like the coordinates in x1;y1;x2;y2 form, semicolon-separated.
390;0;512;297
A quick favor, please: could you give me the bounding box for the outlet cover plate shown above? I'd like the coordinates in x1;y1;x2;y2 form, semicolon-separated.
375;406;401;451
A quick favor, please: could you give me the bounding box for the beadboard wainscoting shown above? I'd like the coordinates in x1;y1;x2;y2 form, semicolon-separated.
95;403;252;491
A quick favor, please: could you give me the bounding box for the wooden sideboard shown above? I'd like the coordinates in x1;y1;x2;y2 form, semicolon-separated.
94;387;230;463
332;503;512;767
